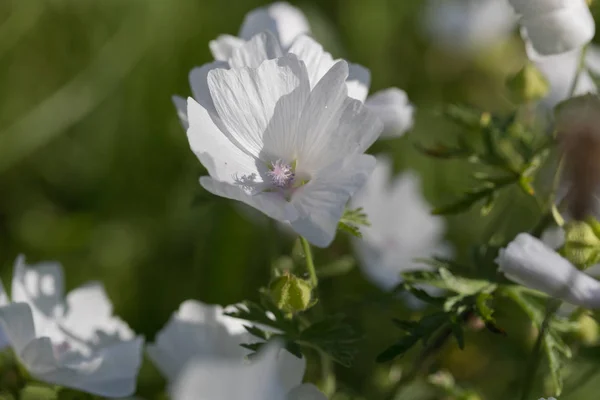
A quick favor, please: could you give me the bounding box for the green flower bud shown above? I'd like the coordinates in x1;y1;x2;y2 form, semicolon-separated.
577;314;599;346
269;273;314;313
507;62;549;103
561;221;600;269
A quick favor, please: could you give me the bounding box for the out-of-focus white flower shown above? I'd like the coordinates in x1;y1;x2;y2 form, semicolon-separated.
497;233;600;308
524;37;599;107
172;341;325;400
147;300;252;382
175;2;413;137
186;53;381;247
351;157;450;290
423;0;517;53
508;0;595;55
0;255;143;397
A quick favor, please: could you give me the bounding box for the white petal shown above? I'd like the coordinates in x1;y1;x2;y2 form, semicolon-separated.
347;63;371;102
365;88;414;137
62;282;134;342
529;45;597;107
497;233;600;308
208;54;309;160
351;160;448;291
200;177;299;222
296;61;383;173
518;0;595;56
209;34;245;61
277;349;306;392
0;302;37;354
11;255;65;332
187;97;261;184
147;300;250;382
230;31;284;69
287;384;328;400
288;36;371;101
288;35;336;89
28;337;144;397
585;45;600;77
189;61;230;114
239;2;310;50
291;154;376;247
172;341;287;400
172;95;189;130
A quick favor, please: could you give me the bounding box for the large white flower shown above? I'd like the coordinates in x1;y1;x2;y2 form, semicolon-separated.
186;53;382;247
174;2;413;137
497;233;600;308
351;157;450;290
0;256;143;397
422;0;517;54
172;341;325;400
147;300;252;382
508;0;595;56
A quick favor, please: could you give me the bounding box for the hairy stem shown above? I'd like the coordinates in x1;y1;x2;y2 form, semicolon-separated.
300;236;318;287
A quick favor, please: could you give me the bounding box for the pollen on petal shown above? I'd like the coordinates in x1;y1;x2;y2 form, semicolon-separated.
268;159;295;188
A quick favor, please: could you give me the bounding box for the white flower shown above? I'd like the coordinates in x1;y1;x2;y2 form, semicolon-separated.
186;53;382;247
147;300;252;382
174;2;413;137
524;36;599;108
497;233;600;308
351;157;450;290
172;341;326;400
508;0;595;55
0;255;143;397
422;0;517;53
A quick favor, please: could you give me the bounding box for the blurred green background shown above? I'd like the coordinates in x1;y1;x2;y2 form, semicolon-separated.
2;0;600;399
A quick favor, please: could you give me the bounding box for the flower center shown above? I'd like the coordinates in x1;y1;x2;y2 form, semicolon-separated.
268;159;295;188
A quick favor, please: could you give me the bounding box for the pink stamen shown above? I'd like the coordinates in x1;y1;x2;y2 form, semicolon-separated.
268;159;295;188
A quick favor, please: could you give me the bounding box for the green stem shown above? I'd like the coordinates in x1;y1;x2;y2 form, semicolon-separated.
300;236;318;287
318;348;336;396
519;301;560;400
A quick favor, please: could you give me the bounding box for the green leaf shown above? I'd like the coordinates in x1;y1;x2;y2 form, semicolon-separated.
402;267;494;296
298;315;363;367
378;313;449;362
338;207;370;238
376;335;421;363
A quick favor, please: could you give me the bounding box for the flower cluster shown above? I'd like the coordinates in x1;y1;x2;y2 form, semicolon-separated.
4;0;600;398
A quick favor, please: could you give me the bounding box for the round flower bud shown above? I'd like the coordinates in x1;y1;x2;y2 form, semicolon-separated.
576;314;599;346
561;221;600;269
269;273;314;313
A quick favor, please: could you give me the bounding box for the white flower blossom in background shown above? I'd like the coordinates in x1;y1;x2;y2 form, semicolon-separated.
508;0;595;56
422;0;517;54
147;300;252;382
524;36;600;108
174;2;414;137
497;233;600;308
186;53;382;247
210;1;309;58
172;341;326;400
351;157;450;291
0;256;143;397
